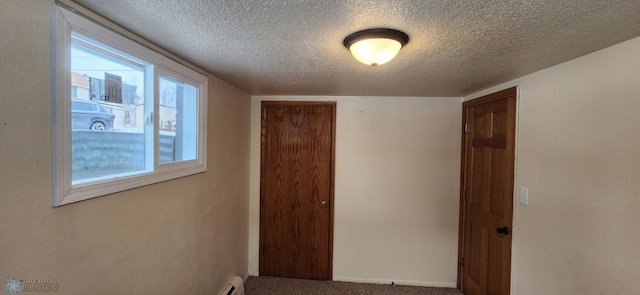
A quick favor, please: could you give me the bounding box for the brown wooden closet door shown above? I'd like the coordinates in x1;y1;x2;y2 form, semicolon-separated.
260;102;335;280
460;88;516;295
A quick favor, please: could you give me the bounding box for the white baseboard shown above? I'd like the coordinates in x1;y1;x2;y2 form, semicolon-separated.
247;270;259;277
332;276;457;288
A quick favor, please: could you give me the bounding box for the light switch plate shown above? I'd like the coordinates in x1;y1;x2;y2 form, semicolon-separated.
519;186;529;205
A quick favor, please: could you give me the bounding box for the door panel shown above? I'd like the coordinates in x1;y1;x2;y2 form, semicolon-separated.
260;102;335;280
487;232;504;295
468;221;483;284
459;88;516;295
490;149;507;218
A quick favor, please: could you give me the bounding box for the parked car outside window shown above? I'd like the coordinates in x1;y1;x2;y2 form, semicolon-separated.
71;99;115;131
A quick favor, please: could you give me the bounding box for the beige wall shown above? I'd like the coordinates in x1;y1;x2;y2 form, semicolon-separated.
465;36;640;294
0;1;251;294
249;96;462;286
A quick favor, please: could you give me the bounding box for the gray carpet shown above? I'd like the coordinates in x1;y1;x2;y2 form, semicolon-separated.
244;276;463;295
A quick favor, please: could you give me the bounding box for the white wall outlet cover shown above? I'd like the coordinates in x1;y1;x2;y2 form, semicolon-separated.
519;186;529;205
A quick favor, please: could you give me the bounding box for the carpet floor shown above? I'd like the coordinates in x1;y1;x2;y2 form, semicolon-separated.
244;276;463;295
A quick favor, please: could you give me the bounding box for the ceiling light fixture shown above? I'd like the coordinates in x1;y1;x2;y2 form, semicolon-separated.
343;28;409;66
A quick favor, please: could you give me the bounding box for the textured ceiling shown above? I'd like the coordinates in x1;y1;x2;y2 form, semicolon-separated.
72;0;640;97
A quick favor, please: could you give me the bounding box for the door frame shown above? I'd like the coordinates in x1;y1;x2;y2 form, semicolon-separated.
259;101;336;280
457;87;517;291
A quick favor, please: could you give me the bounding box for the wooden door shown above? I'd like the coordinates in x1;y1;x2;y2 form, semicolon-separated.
458;87;516;295
260;101;335;280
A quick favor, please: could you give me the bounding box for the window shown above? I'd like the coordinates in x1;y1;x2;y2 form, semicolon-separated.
52;6;207;206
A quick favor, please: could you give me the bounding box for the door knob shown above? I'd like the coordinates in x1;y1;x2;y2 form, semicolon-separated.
320;200;327;207
496;226;509;235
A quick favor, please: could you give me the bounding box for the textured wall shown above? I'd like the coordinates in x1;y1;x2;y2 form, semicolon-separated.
249;96;462;287
0;1;251;294
465;36;640;294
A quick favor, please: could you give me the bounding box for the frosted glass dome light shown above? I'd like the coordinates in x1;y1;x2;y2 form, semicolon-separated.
343;29;409;66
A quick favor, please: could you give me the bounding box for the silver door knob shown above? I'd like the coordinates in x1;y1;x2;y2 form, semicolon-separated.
320;200;327;207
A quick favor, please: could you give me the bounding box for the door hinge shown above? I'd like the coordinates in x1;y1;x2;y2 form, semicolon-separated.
460;257;464;266
464;123;469;133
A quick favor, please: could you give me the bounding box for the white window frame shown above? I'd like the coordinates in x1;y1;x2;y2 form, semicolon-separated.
51;6;207;207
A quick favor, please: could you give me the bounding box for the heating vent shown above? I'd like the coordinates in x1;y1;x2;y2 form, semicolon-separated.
221;276;244;295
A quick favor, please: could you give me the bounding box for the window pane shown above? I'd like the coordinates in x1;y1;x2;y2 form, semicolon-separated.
71;34;147;182
159;75;198;164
